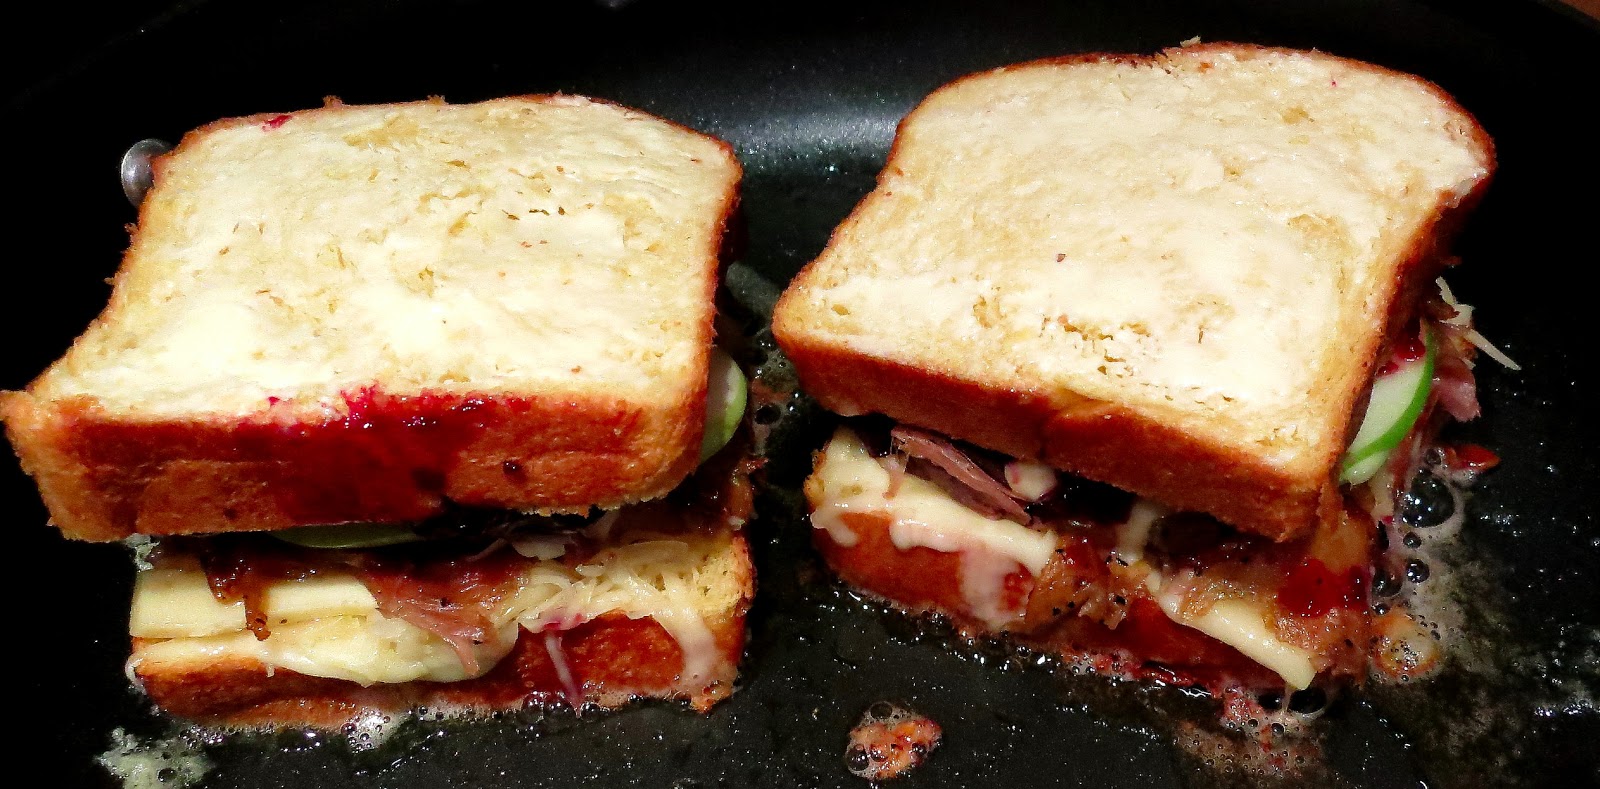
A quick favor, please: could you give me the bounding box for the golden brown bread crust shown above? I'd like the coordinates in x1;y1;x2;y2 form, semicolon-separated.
1;95;744;542
2;386;707;542
131;534;753;727
776;256;1460;544
774;338;1341;543
774;43;1496;542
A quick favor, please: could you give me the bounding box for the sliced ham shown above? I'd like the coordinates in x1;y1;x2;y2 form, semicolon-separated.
345;552;523;675
889;425;1032;523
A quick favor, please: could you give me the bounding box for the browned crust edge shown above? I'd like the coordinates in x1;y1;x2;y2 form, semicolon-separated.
773;43;1495;542
3;389;711;541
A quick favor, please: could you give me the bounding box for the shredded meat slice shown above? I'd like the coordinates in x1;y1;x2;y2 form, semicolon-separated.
342;551;525;675
889;425;1032;523
1432;322;1481;421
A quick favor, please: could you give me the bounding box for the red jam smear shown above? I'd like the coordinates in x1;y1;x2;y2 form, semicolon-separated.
75;387;639;530
1276;558;1367;618
1442;442;1500;473
1376;324;1428;376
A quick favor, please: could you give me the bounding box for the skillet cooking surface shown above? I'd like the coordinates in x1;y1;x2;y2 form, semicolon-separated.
8;1;1597;786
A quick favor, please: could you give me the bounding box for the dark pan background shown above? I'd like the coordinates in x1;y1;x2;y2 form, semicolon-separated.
7;1;1597;787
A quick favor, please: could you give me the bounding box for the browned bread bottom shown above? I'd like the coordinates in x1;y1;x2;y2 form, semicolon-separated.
132;550;751;728
807;479;1370;692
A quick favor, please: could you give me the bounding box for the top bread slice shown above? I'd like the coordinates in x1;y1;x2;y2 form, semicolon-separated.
773;44;1493;541
3;95;742;541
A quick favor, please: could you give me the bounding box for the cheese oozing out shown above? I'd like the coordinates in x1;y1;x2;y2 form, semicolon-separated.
1141;566;1317;689
810;428;1056;627
809;426;1317;687
129;528;739;688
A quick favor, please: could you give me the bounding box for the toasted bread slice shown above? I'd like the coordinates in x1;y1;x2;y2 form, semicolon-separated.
773;44;1493;541
3;96;742;541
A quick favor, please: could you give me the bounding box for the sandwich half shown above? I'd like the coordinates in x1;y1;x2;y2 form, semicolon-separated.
773;44;1495;692
2;96;751;726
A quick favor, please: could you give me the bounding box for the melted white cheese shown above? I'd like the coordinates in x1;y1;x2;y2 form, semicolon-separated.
130;561;388;639
808;427;1318;686
1112;498;1168;565
132;614;516;685
1114;496;1317;688
129;530;733;687
1003;458;1058;501
1147;574;1316;689
543;630;583;701
810;428;1057;627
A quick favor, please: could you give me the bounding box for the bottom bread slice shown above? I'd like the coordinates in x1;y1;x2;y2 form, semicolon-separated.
132;607;747;728
127;524;751;728
805;425;1371;692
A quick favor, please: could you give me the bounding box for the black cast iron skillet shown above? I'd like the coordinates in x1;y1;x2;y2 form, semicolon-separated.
8;1;1598;786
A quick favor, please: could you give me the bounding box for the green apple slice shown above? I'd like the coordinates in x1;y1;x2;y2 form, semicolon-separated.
700;347;748;462
273;523;425;549
1340;330;1436;485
